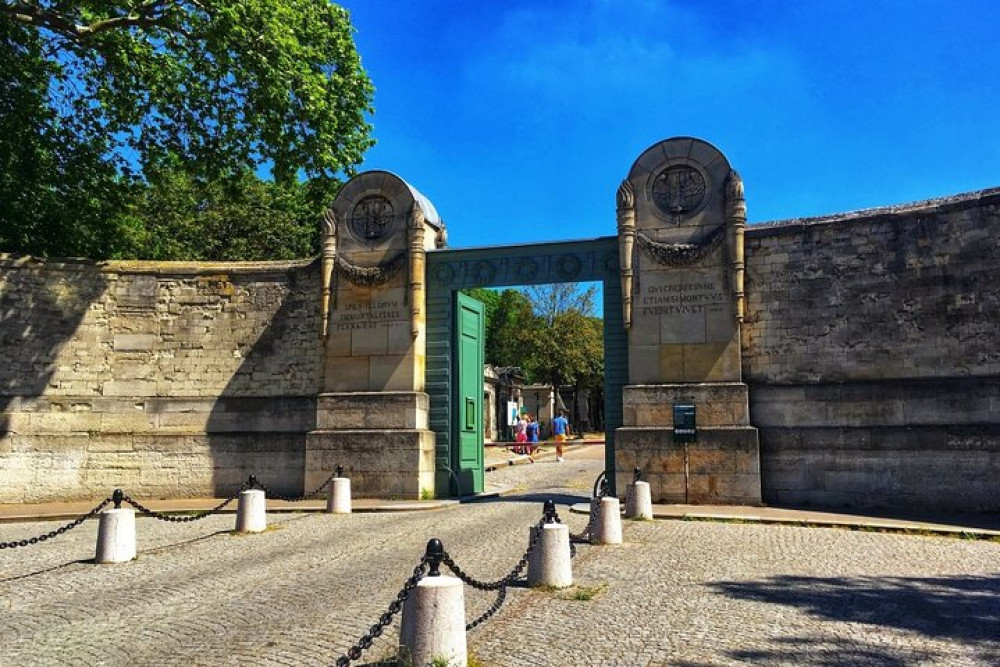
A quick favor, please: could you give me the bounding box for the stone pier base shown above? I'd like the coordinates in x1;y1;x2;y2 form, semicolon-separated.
616;426;761;505
617;383;761;505
305;391;436;499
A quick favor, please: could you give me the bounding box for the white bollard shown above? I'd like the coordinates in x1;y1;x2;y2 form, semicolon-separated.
591;496;623;545
527;523;572;588
399;541;467;667
95;507;136;564
235;489;267;533
326;477;351;514
625;481;653;520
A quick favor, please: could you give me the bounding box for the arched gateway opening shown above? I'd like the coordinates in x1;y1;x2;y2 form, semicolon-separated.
425;240;627;496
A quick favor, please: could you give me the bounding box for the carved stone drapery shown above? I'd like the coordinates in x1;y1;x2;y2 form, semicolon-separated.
336;252;407;287
320;210;338;338
408;203;426;339
725;170;747;322
635;224;725;266
616;179;636;329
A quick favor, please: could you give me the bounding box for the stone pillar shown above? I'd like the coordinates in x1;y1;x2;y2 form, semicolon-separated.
306;171;444;500
95;508;136;564
326;476;351;514
614;138;761;506
399;573;467;666
527;523;573;588
626;480;653;520
592;497;623;545
235;489;266;533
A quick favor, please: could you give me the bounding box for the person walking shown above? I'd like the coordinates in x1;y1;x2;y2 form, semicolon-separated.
552;409;571;462
514;412;528;455
525;413;540;460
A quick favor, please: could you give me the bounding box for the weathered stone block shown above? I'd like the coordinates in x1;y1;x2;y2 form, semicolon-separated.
304;428;435;499
617;426;760;505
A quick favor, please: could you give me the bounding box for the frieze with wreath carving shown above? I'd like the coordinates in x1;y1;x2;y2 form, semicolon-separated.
635;225;725;267
336;252;407;287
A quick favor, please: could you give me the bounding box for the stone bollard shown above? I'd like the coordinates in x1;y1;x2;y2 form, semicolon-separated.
235;488;267;533
399;539;467;667
591;496;623;545
625;482;653;521
527;501;572;588
326;466;351;514
96;490;136;564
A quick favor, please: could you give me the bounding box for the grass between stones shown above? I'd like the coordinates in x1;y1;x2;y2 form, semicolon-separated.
226;524;284;537
534;583;608;601
373;648;493;666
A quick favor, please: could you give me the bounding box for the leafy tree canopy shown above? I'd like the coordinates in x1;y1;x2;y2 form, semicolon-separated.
463;284;604;392
0;0;373;260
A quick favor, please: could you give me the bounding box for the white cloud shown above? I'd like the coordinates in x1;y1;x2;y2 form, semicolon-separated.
461;1;806;123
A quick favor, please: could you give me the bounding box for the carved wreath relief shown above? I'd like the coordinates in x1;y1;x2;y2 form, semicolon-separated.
349;195;394;243
651;165;706;215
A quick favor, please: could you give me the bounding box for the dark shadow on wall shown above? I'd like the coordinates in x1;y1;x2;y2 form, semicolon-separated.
203;261;323;497
0;258;110;497
712;573;1000;655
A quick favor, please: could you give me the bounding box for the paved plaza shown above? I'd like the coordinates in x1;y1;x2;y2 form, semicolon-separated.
1;448;999;666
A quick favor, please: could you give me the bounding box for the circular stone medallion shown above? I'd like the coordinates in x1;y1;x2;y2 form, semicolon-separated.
349;195;394;243
651;165;707;216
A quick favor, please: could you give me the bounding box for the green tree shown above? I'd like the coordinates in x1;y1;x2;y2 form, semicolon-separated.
461;288;537;369
0;0;373;259
461;284;604;402
523;283;597;326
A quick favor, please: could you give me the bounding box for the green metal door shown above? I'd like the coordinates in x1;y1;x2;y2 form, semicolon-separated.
454;292;485;495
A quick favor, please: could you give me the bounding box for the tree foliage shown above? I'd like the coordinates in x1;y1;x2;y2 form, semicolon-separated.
463;285;604;392
0;0;373;259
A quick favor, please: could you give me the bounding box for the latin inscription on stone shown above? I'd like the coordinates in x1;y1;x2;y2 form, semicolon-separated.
332;300;402;331
640;280;727;316
637;272;732;345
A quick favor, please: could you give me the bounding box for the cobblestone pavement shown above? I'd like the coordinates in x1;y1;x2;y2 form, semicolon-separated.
2;450;999;666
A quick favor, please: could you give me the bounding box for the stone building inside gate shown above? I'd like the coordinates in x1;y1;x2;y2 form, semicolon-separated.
1;136;998;512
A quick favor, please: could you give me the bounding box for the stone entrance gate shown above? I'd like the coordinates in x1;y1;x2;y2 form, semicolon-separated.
425;238;627;496
4;135;997;510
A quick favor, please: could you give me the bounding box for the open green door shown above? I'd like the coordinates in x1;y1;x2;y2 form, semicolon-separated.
454;292;485;495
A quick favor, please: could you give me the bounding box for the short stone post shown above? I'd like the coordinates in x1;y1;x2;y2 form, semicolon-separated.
236;477;266;533
528;500;572;588
96;489;136;564
326;465;351;514
591;496;623;545
625;467;653;520
399;538;467;667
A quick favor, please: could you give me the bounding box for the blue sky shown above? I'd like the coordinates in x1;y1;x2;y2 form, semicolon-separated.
342;0;1000;249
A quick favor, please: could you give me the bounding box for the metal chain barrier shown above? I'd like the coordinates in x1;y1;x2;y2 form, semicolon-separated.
0;497;112;549
256;466;343;503
334;500;561;666
442;504;552;630
334;552;429;667
545;499;578;558
122;484;246;523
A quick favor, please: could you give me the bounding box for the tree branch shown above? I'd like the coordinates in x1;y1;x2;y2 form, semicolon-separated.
0;0;179;40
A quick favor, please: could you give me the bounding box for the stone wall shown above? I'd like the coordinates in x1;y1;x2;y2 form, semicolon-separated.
2;185;999;510
0;256;322;502
743;188;1000;511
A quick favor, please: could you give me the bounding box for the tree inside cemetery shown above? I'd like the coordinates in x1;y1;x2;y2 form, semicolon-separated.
0;0;373;260
463;285;604;396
